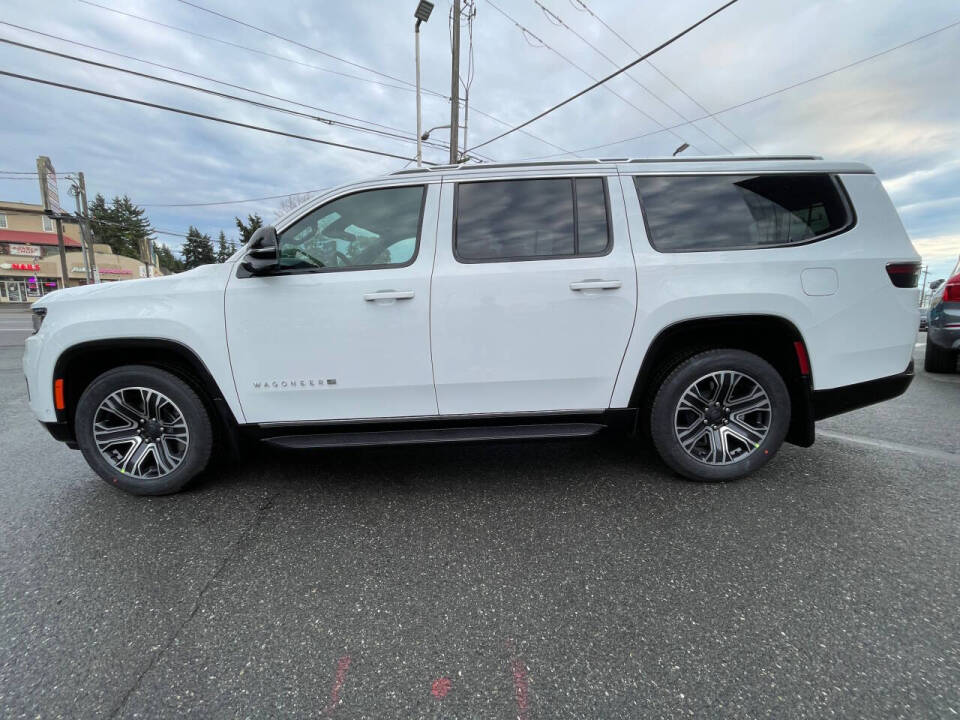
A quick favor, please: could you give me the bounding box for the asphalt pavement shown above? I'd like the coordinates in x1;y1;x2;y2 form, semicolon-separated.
1;314;958;719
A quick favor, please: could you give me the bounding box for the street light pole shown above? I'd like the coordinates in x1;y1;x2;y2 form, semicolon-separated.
414;2;434;168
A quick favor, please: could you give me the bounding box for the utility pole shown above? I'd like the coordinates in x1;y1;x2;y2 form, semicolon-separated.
919;264;929;307
77;172;99;283
69;173;98;284
449;0;461;164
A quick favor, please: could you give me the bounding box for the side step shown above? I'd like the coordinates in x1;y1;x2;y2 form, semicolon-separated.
261;423;604;449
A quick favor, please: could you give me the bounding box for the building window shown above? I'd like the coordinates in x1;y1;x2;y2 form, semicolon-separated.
0;213;7;229
42;215;54;232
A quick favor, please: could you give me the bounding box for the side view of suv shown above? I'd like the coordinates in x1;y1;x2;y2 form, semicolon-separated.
24;157;921;495
924;256;960;373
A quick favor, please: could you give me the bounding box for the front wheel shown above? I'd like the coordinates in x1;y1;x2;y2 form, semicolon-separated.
75;365;213;495
650;349;791;482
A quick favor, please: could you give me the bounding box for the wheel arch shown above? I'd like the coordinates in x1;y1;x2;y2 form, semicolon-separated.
629;314;815;447
52;338;240;449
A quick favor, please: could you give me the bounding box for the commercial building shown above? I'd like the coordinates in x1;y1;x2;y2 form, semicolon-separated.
0;201;164;303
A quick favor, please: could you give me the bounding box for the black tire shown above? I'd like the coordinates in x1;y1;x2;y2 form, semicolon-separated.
75;365;213;495
650;349;791;482
924;335;957;373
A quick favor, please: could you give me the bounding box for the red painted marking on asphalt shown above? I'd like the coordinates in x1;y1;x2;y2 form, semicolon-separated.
511;658;529;720
431;676;452;699
324;655;351;715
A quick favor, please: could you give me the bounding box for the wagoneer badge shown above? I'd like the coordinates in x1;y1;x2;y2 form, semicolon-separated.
253;379;337;389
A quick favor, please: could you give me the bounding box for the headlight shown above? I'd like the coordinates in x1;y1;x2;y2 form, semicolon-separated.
31;307;46;334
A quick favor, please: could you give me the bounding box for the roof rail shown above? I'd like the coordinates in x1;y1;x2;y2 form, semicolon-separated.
390;155;824;175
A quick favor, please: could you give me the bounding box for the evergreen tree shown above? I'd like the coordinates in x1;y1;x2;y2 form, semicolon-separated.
88;194;155;260
153;242;184;274
235;213;263;244
215;230;236;263
180;226;216;269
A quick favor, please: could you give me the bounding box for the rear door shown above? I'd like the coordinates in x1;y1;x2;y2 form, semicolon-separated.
430;173;638;415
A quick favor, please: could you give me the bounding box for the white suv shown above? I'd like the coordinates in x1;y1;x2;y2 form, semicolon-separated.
24;157;921;495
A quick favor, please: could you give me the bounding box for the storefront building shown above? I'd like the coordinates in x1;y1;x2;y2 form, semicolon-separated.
1;201;164;303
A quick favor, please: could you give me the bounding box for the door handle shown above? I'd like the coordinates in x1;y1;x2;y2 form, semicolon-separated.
569;280;621;291
363;290;415;301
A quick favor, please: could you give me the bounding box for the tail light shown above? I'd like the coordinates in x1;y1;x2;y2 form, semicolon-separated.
943;275;960;302
886;262;921;288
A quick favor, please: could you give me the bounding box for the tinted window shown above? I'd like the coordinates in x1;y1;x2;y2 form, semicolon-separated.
634;174;851;252
575;178;610;254
278;185;424;271
455;178;610;261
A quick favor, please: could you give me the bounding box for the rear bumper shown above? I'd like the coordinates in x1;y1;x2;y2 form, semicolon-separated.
927;325;960;351
812;361;914;421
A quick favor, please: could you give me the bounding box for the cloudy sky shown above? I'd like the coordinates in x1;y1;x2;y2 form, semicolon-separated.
1;0;958;284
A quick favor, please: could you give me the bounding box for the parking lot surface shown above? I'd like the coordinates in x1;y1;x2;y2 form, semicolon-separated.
1;317;958;718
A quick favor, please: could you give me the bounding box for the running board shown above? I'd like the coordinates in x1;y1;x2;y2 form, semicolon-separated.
261;423;604;449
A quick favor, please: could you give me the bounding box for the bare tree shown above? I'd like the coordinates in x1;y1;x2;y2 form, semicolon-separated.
275;193;316;220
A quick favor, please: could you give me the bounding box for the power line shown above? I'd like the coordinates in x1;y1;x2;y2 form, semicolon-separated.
0;21;430;139
70;2;565;157
532;0;731;154
486;0;702;154
0;209;190;239
140;190;327;208
517;16;960;160
467;0;740;153
173;0;419;92
567;0;758;153
0;35;464;159
76;0;438;98
0;69;430;163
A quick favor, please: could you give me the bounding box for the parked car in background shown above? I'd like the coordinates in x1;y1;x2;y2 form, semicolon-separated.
925;257;960;372
24;156;921;494
919;307;928;331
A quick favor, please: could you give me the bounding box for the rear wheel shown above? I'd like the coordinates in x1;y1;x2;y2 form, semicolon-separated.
75;365;213;495
924;335;957;373
650;349;790;482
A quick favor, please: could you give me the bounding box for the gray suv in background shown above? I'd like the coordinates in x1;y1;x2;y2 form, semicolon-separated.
925;257;960;372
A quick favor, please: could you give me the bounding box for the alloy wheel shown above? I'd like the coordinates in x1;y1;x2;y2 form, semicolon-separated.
93;386;190;479
673;370;771;465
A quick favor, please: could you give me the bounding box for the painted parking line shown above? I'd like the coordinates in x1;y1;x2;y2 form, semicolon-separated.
819;429;960;465
324;656;351;716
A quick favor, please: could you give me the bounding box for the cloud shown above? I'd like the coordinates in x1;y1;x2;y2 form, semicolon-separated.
0;0;957;261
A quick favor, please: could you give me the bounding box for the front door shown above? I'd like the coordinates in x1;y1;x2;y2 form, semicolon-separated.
430;175;638;415
225;182;440;424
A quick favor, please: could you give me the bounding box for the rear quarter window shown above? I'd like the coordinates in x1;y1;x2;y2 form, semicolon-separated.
634;173;853;252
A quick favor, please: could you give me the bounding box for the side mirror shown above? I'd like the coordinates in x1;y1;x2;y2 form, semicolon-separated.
240;226;279;275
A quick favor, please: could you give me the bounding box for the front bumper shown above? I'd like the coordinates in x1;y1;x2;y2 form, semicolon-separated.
812;361;914;421
41;420;78;448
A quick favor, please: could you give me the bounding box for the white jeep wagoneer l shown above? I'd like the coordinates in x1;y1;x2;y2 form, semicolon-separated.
24;157;921;494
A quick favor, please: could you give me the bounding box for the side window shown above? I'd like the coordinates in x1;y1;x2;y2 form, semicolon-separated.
634;174;852;252
455;177;610;262
278;185;425;271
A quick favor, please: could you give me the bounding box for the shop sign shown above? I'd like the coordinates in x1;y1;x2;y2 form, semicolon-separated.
0;262;41;271
72;265;132;276
8;244;41;257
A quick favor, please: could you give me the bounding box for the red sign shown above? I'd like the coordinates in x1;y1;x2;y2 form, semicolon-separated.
12;263;40;271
